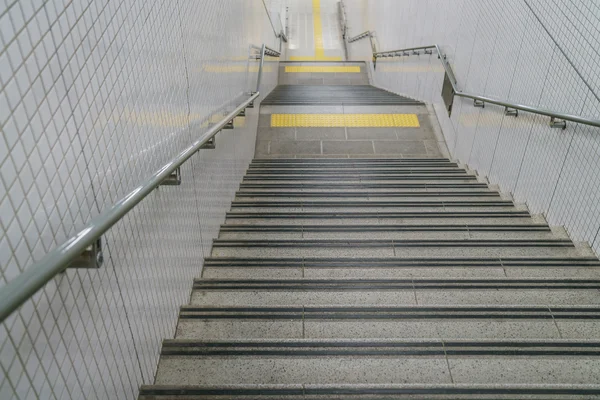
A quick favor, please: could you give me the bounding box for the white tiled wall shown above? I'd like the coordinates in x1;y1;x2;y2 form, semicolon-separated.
345;0;600;255
0;0;281;398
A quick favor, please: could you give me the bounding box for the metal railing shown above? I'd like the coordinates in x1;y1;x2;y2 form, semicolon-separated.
347;31;378;60
254;45;281;93
0;43;281;323
370;44;600;129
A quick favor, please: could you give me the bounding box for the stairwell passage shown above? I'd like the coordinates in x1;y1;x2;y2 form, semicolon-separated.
139;62;600;400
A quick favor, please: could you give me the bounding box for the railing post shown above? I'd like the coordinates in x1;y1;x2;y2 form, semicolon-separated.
256;44;266;93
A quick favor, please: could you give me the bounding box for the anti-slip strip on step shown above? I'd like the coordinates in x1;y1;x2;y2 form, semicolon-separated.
249;162;458;167
178;305;600;320
249;162;459;166
225;211;532;219
159;340;600;357
193;278;600;290
242;175;477;181
250;158;453;162
252;158;451;162
245;169;466;175
138;385;600;398
219;224;550;232
249;165;461;169
203;257;600;267
212;239;572;248
239;183;490;189
235;191;501;198
230;200;514;208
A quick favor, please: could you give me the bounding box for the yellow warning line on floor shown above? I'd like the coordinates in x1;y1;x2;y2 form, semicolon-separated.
289;0;343;62
271;114;420;128
285;66;361;73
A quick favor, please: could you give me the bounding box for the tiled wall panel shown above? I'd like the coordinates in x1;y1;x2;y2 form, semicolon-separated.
345;0;600;255
0;0;281;398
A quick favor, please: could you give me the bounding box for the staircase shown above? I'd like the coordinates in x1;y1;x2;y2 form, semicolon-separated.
139;62;600;399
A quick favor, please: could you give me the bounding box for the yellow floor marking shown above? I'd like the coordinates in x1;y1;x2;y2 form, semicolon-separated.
288;0;343;62
271;114;420;128
285;66;360;73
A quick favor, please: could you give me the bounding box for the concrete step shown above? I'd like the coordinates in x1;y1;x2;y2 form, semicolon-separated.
152;339;600;386
217;224;561;241
239;182;490;190
248;159;457;165
245;168;469;175
248;165;462;171
139;384;600;399
224;210;538;226
237;187;494;194
202;256;600;280
175;305;600;340
190;278;600;306
231;200;513;207
210;238;582;258
251;157;452;163
234;194;504;202
261;85;423;106
242;174;477;181
235;189;500;197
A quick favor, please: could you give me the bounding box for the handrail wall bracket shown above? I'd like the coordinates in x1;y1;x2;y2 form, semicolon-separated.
68;238;103;269
160;167;182;186
550;117;567;130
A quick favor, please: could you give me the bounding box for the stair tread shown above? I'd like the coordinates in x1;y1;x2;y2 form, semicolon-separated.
147;155;600;395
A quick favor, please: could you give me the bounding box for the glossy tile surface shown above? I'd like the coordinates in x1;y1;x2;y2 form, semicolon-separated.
0;1;283;398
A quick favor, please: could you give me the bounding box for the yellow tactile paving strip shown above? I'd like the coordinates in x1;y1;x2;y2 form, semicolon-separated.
285;66;361;73
271;114;420;128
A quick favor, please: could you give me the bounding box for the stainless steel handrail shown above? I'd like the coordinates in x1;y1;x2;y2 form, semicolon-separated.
372;44;600;129
347;31;378;55
0;92;264;323
255;45;281;93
